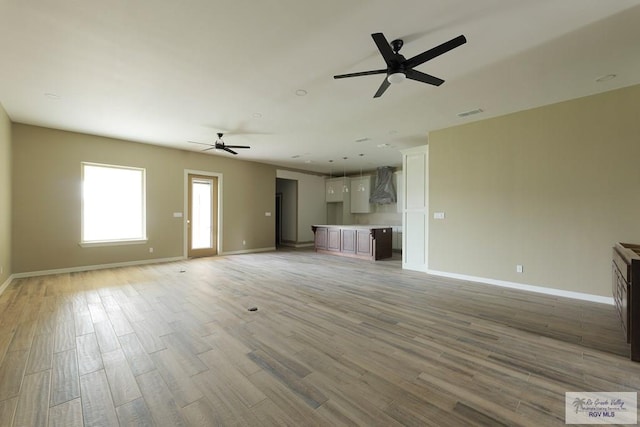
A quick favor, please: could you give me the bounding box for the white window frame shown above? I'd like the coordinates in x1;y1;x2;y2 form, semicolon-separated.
80;162;147;247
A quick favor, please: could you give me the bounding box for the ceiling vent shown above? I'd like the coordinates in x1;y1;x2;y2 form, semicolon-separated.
457;108;483;118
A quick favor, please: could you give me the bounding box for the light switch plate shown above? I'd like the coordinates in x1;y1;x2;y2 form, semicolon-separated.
434;212;445;219
173;212;183;218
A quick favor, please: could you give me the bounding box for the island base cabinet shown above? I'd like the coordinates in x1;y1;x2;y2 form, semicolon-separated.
327;228;341;252
356;230;371;257
314;227;327;250
311;225;392;261
341;229;356;254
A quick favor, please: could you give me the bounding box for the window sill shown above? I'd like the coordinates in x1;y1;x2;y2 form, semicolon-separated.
79;239;148;248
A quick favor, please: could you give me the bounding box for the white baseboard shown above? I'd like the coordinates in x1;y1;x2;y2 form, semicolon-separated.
0;274;16;295
12;256;185;279
403;263;428;273
427;269;614;305
220;247;276;256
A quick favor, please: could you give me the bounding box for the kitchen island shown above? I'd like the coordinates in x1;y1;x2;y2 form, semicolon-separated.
311;225;393;261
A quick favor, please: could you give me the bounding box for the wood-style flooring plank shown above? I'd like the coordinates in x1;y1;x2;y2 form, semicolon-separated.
53;320;75;353
25;332;53;374
79;369;119;427
115;397;154;426
75;333;103;376
181;397;225;426
0;350;29;400
93;320;120;353
13;369;50;427
136;369;188;427
50;348;80;406
149;348;203;408
48;398;83;427
118;332;155;377
102;348;141;407
0;397;17;427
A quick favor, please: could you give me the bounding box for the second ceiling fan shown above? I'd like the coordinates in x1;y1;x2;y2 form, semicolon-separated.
334;32;467;98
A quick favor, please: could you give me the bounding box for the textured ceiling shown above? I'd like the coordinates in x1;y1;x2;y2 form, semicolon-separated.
1;0;640;173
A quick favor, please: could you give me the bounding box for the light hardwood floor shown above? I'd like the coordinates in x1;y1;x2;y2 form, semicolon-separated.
0;248;638;426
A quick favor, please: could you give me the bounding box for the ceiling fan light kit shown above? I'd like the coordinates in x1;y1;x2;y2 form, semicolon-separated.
387;72;406;84
334;32;467;98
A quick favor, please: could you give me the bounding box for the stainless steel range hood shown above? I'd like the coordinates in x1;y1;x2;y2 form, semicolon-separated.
369;166;396;205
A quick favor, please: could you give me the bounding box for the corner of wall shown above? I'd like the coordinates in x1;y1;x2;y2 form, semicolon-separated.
0;101;12;287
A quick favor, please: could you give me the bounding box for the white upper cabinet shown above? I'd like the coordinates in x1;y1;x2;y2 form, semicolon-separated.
325;177;350;203
395;171;403;213
350;175;372;213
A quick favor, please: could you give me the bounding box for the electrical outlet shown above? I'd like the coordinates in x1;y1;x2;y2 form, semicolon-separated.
242;240;246;246
516;264;523;273
0;265;3;275
149;247;154;253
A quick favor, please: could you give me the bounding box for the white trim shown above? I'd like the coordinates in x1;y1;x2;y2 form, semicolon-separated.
184;169;223;259
11;256;184;279
221;247;276;256
403;263;428;273
78;239;148;248
0;274;16;296
427;269;614;305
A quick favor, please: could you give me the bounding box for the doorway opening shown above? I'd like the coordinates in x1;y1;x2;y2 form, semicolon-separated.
187;173;219;258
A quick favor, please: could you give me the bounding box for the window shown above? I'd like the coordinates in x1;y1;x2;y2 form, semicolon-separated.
81;162;146;245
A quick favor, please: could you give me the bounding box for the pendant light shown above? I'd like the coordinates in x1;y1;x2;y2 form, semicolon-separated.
327;160;335;195
357;154;366;192
342;157;349;193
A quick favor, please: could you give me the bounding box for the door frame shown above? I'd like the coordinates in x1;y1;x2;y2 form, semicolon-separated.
184;169;223;258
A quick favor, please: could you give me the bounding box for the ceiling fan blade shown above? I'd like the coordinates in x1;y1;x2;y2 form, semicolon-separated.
404;35;467;69
405;69;444;86
223;147;238;155
188;140;212;146
334;69;387;79
224;145;250;149
371;33;395;63
202;146;216;151
373;78;391;98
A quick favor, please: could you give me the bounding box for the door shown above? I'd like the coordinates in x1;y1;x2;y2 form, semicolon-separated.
187;174;218;258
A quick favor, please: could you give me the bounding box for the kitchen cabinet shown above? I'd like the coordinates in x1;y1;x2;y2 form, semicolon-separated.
395;171;403;214
312;225;392;260
350;175;372;213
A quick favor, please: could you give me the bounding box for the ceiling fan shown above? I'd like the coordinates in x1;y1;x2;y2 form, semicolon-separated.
188;133;250;155
334;32;467;98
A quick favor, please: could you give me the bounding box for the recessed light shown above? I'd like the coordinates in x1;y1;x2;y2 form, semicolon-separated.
355;137;369;143
388;130;398;135
595;74;617;83
377;143;391;148
252;112;263;118
295;89;308;96
304;160;312;164
291;154;301;159
44;93;60;100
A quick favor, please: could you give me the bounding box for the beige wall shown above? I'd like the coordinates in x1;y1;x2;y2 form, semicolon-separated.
11;124;276;273
429;84;640;297
0;103;11;284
